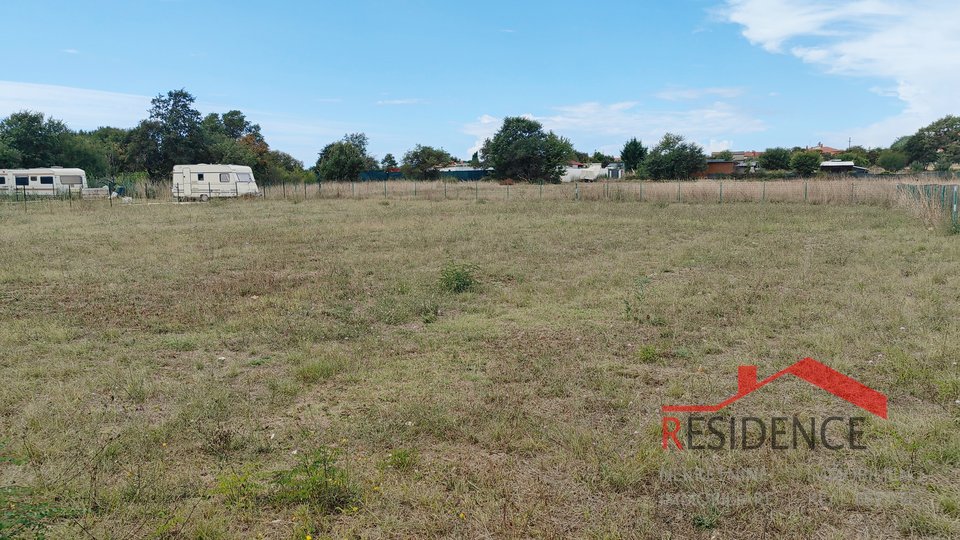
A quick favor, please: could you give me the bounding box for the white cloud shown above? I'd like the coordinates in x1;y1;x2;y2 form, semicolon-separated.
0;81;149;129
655;86;744;101
375;98;427;106
724;0;960;146
464;101;764;158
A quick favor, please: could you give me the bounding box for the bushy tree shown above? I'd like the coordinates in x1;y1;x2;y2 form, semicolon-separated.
481;117;574;183
620;138;647;172
790;151;821;177
877;150;908;172
712;150;734;161
643;133;707;180
759;147;791;171
315;133;371;181
401;145;453;179
904;115;960;165
0;111;69;167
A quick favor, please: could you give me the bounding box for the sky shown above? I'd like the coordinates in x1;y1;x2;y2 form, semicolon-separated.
1;0;957;165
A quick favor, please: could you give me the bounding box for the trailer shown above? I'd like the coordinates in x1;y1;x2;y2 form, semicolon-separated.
172;164;260;201
0;167;91;196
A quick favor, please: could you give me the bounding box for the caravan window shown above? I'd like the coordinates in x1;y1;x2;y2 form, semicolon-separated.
15;176;28;186
197;173;205;181
220;173;231;183
237;173;252;182
0;176;6;185
60;175;83;185
30;176;38;183
40;176;54;185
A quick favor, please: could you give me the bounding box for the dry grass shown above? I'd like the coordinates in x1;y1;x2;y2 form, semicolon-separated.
251;176;938;207
0;196;958;538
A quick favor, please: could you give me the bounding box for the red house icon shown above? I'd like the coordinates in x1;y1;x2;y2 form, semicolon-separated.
662;357;887;419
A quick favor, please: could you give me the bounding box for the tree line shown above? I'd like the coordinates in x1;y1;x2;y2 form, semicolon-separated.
2;88;959;183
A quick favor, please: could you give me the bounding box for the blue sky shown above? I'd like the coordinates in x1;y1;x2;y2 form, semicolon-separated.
1;0;956;164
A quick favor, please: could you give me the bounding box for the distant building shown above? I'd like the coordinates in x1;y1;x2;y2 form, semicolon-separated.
807;143;844;156
698;160;737;178
820;160;869;175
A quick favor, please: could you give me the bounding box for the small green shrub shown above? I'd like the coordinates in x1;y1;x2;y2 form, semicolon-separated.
636;345;660;364
295;356;348;384
439;261;478;293
380;448;417;471
271;447;360;514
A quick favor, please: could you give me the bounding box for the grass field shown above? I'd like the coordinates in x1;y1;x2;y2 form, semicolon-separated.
1;196;959;539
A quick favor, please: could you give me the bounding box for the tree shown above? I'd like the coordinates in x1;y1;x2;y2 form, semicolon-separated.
836;151;870;167
315;133;371;181
790;151;821;177
0;140;22;168
480;117;574;183
643;133;707;180
904;115;960;165
620;138;647;172
712;150;734;161
133;89;206;179
759;147;791;171
890;135;912;152
877;150;908;172
469;152;480;168
0;111;70;167
380;153;399;171
401;145;453;179
592;151;615;167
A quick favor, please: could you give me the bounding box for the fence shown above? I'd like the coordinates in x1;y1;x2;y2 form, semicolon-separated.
258;177;913;206
0;177;937;213
896;183;960;227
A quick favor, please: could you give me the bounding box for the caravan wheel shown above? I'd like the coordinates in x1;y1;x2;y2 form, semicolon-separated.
199;194;209;202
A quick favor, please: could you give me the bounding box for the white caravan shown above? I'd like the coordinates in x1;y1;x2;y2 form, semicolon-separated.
172;164;260;201
0;167;88;195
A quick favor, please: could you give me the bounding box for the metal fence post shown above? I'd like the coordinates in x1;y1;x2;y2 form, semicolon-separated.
804;179;808;203
762;181;766;203
677;180;681;202
719;180;723;204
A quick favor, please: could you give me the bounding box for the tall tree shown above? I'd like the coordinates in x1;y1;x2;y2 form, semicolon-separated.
480;117;574;183
620;138;647;173
643;133;707;180
381;153;399;171
759;147;791;171
790;151;821;177
904;115;960;165
401;145;453;179
137;89;206;179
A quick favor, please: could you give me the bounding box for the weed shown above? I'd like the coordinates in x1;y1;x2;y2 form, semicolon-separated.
692;505;721;530
295;355;348;384
439;261;478;293
270;447;360;514
380;448;417;472
635;345;660;364
623;277;651;323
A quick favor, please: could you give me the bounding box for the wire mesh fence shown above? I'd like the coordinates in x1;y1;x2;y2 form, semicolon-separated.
0;177;943;213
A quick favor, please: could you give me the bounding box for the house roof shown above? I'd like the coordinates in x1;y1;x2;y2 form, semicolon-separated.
820;161;856;167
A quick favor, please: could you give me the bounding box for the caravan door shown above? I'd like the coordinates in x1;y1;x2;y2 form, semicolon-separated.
182;167;192;197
